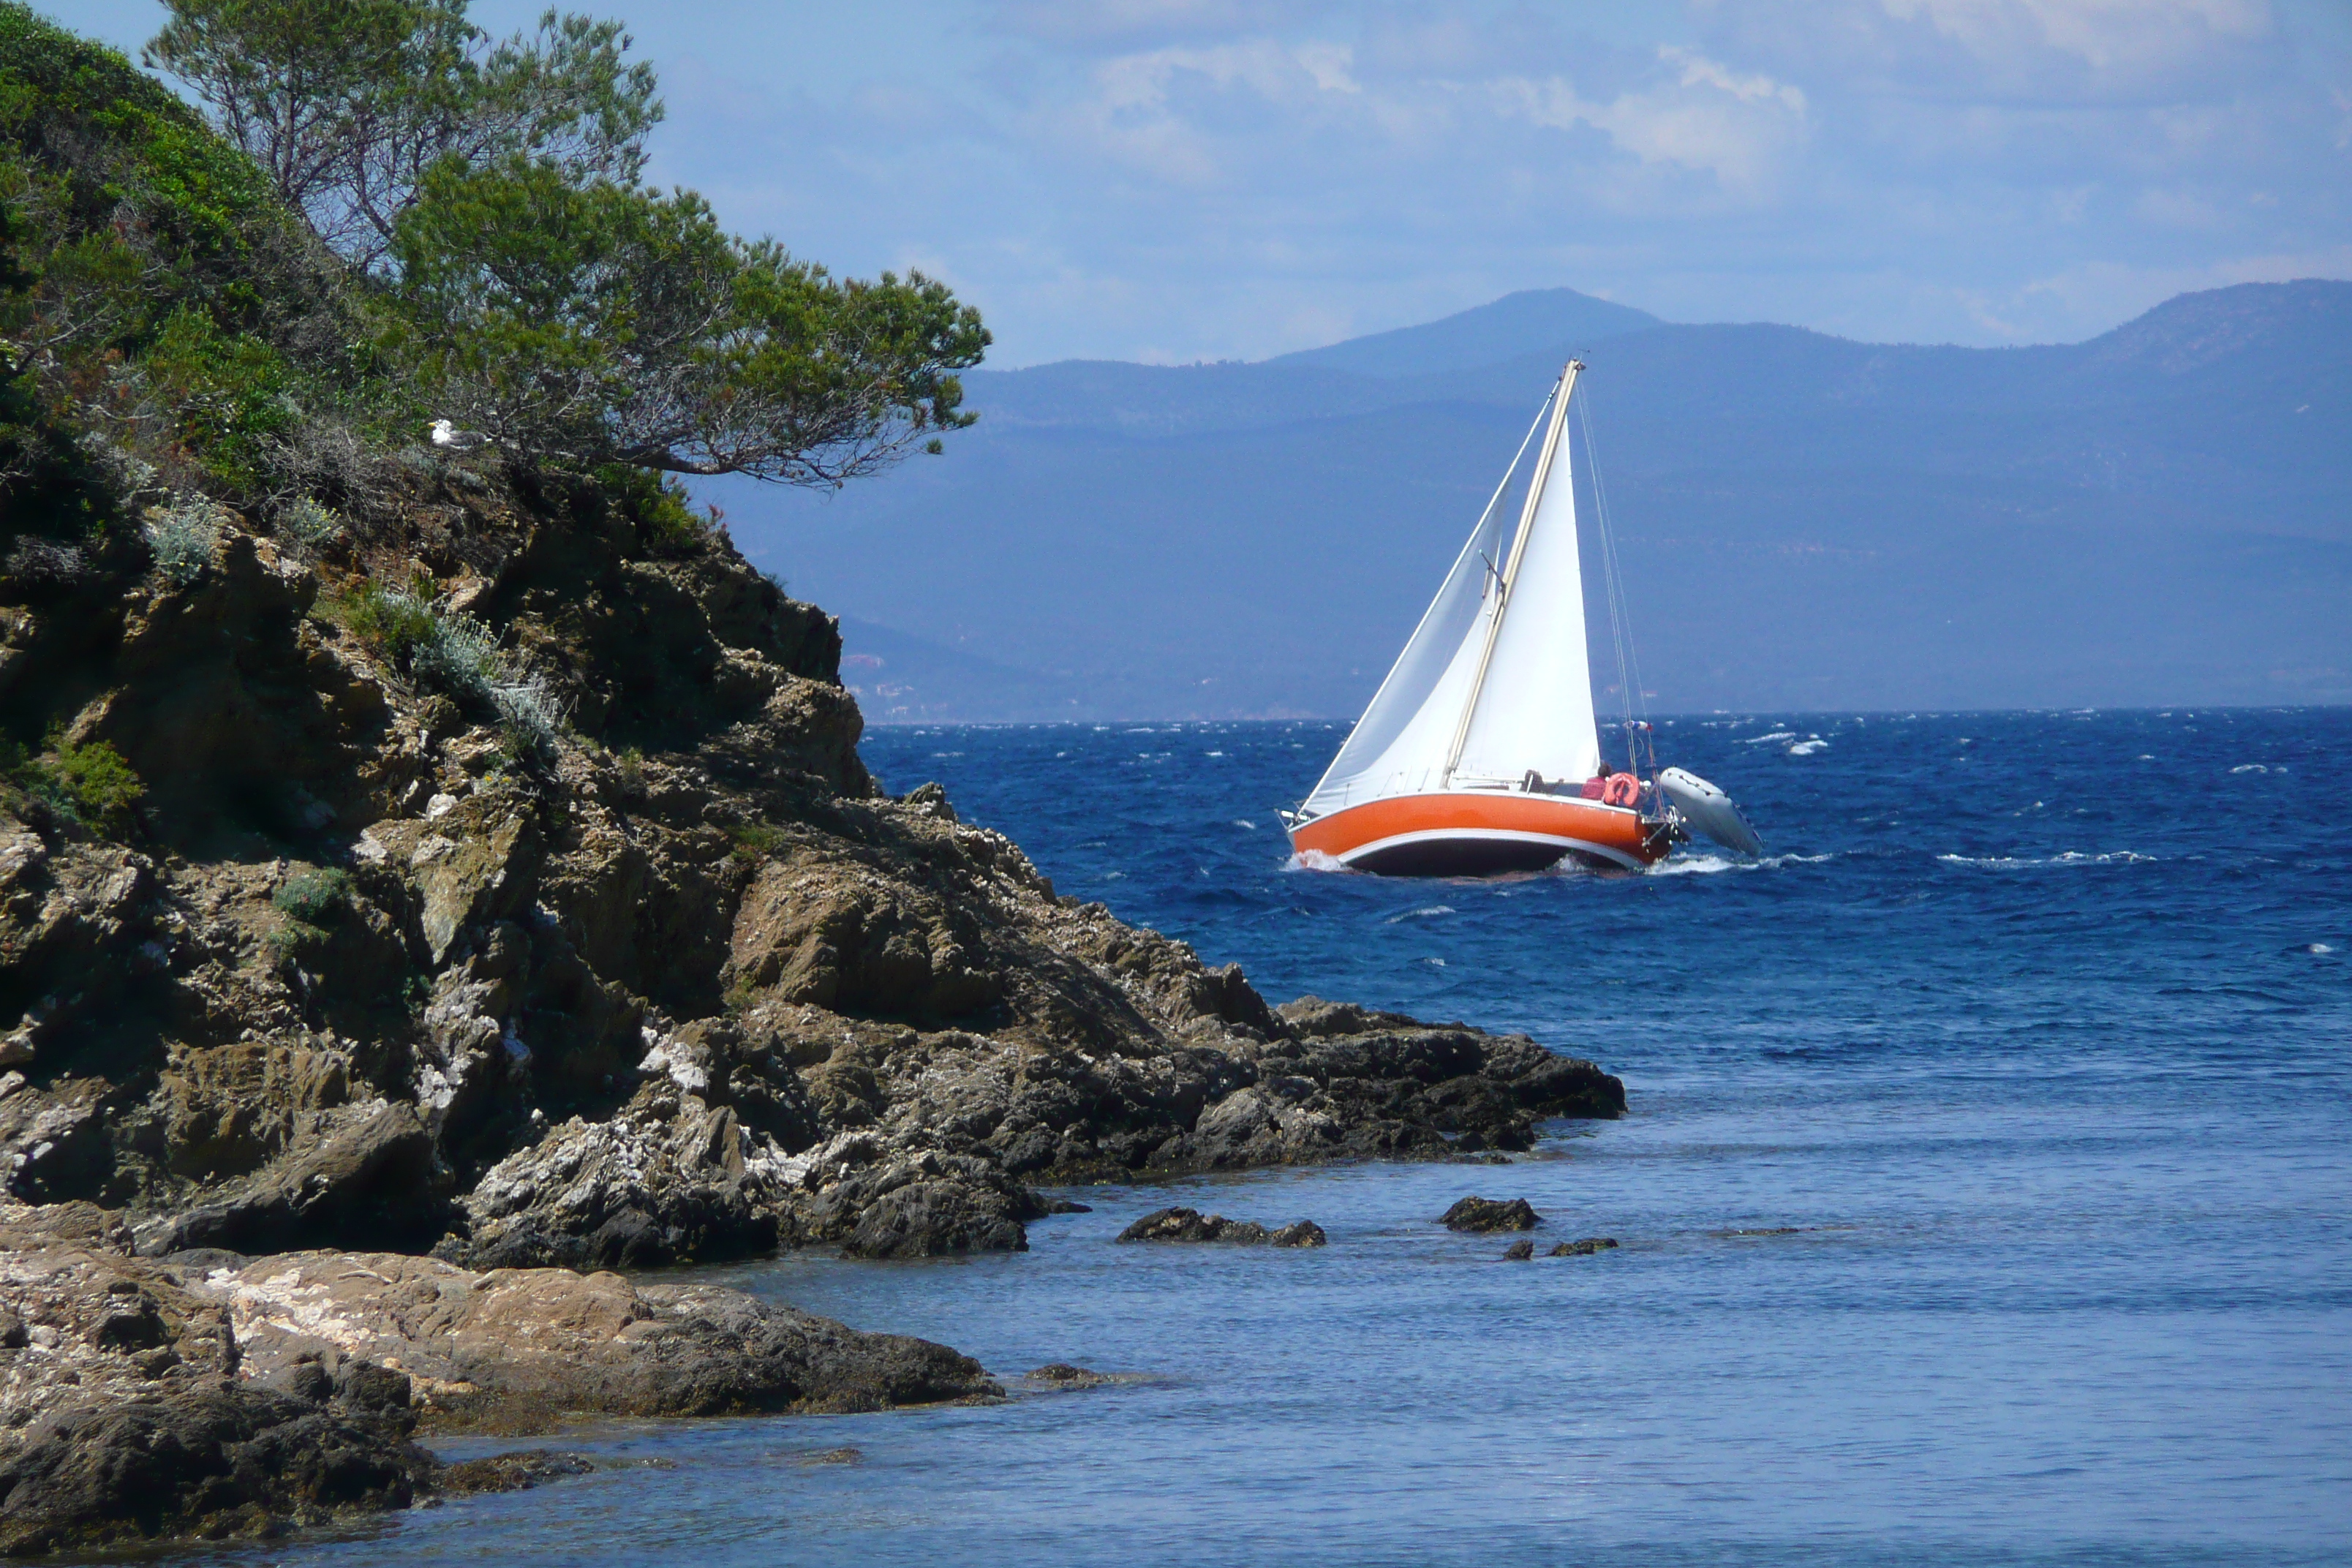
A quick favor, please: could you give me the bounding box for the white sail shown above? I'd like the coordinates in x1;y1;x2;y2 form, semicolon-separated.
1298;397;1547;816
1452;396;1602;786
1300;366;1601;819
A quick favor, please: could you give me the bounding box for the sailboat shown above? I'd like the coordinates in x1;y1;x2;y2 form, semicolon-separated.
1283;360;1761;876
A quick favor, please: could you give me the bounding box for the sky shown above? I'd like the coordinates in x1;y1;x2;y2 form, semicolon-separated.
52;0;2352;365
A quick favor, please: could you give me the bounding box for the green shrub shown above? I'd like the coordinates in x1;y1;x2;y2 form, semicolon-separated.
595;463;717;557
274;495;342;549
329;579;568;756
1;731;143;834
143;494;225;584
272;865;351;924
327;578;435;655
137;304;296;488
725;821;785;865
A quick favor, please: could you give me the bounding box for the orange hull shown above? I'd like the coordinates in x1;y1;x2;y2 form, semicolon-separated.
1289;791;1670;875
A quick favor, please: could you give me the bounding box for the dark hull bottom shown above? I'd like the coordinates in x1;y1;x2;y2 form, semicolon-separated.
1350;838;1573;878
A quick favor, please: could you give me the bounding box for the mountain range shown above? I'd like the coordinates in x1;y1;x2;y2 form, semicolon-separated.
717;280;2352;721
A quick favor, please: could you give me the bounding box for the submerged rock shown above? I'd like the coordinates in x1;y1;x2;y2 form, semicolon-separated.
1115;1207;1326;1247
436;1450;598;1494
1502;1239;1535;1261
1549;1237;1619;1256
1441;1196;1541;1233
1028;1362;1111;1389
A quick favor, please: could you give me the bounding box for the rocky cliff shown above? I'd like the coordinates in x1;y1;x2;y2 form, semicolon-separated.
2;451;1622;1280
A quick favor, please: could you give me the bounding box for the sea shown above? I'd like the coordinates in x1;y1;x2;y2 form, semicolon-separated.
202;709;2350;1568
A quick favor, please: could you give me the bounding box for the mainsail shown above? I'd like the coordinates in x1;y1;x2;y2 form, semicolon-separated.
1300;363;1602;818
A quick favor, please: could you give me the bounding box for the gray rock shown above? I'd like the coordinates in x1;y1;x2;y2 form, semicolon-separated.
1116;1207;1325;1247
841;1178;1029;1259
444;1079;789;1270
1442;1196;1541;1232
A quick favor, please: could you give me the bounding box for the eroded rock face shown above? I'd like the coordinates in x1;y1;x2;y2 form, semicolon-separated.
0;454;1625;1274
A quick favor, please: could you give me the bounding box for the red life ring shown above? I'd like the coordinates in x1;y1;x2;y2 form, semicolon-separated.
1601;773;1640;807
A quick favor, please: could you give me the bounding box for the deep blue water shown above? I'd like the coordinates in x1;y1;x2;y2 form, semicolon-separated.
210;710;2349;1567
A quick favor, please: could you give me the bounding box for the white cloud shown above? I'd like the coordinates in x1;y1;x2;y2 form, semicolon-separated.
1495;47;1809;197
1066;37;1373;182
1879;0;2272;80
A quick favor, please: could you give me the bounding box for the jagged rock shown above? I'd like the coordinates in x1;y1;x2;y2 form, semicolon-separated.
1115;1207;1326;1247
151;1038;354;1181
0;1385;433;1556
363;792;543;965
445;1078;793;1270
0;1077;114;1202
1441;1196;1541;1233
1502;1239;1534;1261
0;1202;989;1550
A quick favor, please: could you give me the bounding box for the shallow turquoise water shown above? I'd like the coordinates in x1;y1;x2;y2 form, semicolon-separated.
200;710;2350;1567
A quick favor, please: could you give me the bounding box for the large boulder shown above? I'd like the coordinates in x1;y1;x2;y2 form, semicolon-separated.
208;1250;1000;1424
0;1222;433;1556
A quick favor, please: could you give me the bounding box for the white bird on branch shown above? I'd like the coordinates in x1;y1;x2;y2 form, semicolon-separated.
429;419;494;451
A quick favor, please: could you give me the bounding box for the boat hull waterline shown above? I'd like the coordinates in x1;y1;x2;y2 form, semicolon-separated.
1289;792;1672;875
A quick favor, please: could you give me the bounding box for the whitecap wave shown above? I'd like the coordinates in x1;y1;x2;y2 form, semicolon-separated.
1741;731;1798;745
1938;851;2155;869
1386;905;1455;923
1234;818;1256;830
1787;739;1828;755
1284;849;1352;873
1653;851;1831;876
2230;764;2269;774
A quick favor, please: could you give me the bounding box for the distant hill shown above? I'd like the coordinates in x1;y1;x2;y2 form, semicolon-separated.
1265;287;1662;377
720;280;2352;720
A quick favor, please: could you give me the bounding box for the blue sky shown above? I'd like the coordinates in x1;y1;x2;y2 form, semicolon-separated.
53;0;2352;364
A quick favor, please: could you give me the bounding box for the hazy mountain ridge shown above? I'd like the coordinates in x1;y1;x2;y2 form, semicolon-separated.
728;282;2351;720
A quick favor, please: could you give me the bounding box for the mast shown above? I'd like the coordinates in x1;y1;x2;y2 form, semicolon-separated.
1441;359;1582;785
